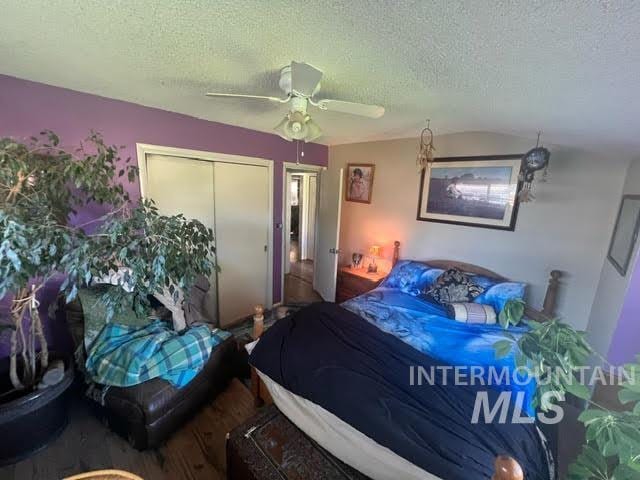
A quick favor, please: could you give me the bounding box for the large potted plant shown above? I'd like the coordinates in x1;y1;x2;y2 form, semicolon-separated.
0;131;215;464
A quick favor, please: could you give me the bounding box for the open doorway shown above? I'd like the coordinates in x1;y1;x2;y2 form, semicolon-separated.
283;166;322;303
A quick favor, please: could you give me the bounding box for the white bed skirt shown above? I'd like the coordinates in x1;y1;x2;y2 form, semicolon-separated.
256;370;441;480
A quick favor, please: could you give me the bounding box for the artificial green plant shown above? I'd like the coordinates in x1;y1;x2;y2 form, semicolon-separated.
494;299;640;479
0;131;215;390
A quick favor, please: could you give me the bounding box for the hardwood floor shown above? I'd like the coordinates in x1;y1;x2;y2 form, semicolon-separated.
289;260;314;284
283;274;322;304
0;379;257;480
284;239;322;304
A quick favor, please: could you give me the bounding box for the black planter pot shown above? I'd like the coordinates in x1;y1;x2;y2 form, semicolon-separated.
0;354;74;466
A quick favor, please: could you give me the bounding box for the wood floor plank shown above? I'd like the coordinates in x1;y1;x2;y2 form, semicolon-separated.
0;378;256;480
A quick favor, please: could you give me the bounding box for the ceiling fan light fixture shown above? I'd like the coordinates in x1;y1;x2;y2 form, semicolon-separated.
273;116;290;141
274;110;322;142
303;118;322;142
285;111;308;140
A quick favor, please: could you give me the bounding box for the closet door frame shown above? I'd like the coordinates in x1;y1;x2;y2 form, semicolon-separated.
136;143;274;309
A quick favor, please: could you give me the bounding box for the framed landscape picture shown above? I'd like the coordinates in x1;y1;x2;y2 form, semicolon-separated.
417;155;523;231
346;163;375;203
607;195;640;276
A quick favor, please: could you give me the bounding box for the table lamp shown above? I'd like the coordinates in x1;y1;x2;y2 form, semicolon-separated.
368;245;381;273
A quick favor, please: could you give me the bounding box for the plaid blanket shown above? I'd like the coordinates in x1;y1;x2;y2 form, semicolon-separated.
85;320;231;388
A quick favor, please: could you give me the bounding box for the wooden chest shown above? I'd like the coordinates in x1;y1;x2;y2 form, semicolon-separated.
226;405;369;479
335;266;387;303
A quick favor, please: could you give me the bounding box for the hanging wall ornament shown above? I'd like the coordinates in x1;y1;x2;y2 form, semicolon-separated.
417;120;436;171
518;131;551;203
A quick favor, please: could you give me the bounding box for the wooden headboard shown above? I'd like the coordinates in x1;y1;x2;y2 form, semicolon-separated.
391;240;562;322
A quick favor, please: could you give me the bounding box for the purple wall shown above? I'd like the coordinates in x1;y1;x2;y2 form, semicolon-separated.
0;74;327;355
607;255;640;365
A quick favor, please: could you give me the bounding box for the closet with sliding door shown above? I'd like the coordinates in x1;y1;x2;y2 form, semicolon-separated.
139;149;272;327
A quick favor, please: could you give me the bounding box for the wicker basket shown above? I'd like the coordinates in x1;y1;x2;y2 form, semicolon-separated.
64;470;143;480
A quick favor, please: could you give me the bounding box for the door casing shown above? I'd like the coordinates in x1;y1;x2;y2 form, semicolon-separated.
281;162;324;302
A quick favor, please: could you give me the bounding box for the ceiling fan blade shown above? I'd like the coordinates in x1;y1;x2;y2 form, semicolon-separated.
315;99;385;118
206;92;289;103
290;61;323;97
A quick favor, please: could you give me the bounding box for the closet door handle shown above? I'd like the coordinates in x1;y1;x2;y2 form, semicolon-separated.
264;245;268;252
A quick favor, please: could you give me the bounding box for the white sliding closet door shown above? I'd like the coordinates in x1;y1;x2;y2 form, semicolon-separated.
214;162;270;326
145;154;218;321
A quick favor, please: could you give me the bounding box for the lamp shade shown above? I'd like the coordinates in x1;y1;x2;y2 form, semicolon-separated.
273;111;323;142
369;245;381;257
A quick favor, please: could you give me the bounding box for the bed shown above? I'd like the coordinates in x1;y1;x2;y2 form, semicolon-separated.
249;242;561;480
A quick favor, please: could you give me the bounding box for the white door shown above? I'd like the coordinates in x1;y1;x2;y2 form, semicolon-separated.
145;154;218;321
314;167;344;301
284;172;293;274
306;175;317;261
214;162;270;326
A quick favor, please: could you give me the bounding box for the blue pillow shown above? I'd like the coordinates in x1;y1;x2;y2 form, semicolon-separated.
468;274;499;290
473;282;526;314
422;268;444;289
381;261;434;295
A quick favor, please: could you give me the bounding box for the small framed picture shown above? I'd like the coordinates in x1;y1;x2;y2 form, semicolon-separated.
607;195;640;276
417;155;523;231
346;163;375;204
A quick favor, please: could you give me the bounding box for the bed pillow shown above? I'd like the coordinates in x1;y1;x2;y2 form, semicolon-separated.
468;274;499;291
473;282;527;314
78;285;152;350
423;268;484;304
447;302;497;324
422;267;445;289
380;260;433;295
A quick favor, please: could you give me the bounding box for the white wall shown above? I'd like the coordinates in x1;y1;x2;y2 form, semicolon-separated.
587;158;640;356
329;132;630;329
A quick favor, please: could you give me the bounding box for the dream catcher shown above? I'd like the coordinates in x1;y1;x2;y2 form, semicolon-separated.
518;132;551;203
416;120;436;171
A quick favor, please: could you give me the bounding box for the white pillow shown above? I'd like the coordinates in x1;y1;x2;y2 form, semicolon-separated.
153;285;187;331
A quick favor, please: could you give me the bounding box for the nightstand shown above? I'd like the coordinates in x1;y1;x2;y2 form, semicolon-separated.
335;266;387;303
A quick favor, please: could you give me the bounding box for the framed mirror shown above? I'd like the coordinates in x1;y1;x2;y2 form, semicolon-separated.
608;195;640;276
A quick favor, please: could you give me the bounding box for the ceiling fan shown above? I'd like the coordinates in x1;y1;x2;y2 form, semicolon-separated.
206;61;385;142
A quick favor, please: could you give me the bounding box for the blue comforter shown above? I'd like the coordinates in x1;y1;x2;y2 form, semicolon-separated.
250;302;551;480
342;287;537;416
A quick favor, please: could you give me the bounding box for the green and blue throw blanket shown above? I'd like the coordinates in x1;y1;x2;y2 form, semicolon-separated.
85;320;230;388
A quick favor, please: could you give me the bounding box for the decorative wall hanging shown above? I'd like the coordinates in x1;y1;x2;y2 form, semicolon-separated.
417;155;522;231
607;195;640;276
518;132;551;203
416;119;436;171
345;163;375;203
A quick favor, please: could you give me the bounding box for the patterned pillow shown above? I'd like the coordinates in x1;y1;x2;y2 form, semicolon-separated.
423;268;485;304
78;285;152;350
447;302;497;324
473;282;526;314
380;260;434;295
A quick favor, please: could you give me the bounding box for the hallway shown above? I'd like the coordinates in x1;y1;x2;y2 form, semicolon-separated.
284;240;321;304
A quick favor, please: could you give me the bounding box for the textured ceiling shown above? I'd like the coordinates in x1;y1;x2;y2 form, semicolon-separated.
2;1;640;149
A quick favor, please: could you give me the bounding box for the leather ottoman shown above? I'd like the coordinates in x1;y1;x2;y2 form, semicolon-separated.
226;404;369;479
96;334;238;449
64;296;242;450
